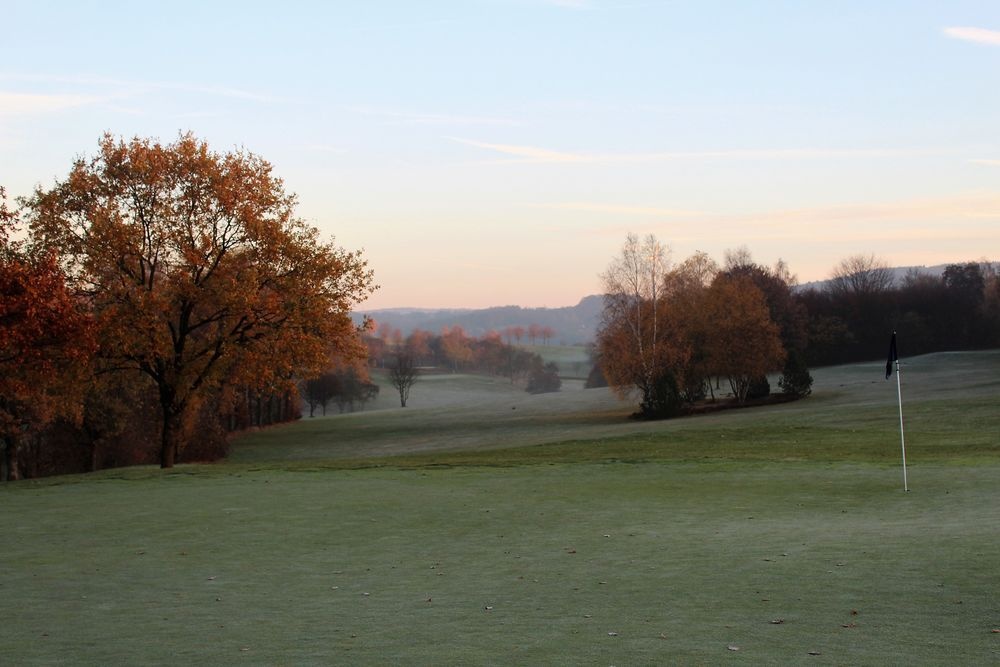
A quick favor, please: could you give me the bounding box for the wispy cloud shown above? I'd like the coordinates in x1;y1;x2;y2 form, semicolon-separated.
943;26;1000;46
349;107;519;126
0;91;99;115
450;137;588;162
546;0;591;8
451;137;933;164
579;193;1000;244
531;201;703;217
970;158;1000;166
0;72;281;103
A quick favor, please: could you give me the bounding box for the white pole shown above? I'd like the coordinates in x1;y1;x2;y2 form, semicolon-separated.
895;358;908;492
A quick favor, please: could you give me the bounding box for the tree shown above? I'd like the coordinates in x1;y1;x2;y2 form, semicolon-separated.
526;361;561;394
441;326;473;371
24;134;376;468
1;187;95;480
597;234;689;418
303;372;339;417
540;325;555;345
828;254;894;298
388;353;419;407
704;275;786;403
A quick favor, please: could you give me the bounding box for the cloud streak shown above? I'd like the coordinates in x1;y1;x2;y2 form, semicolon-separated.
0;92;100;115
531;201;703;217
571;193;1000;244
0;72;281;103
350;107;519;126
451;137;935;164
944;26;1000;46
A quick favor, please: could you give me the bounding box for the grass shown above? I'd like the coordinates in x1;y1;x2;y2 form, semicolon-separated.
231;351;1000;467
1;351;998;664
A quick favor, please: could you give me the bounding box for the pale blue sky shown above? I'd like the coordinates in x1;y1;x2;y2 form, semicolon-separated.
3;1;999;309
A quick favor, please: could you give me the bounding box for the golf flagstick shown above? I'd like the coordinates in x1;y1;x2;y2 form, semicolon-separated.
886;331;908;492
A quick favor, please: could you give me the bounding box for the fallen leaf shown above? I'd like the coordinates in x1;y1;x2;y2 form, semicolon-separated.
567;549;577;554
851;610;858;616
842;622;857;629
659;632;668;640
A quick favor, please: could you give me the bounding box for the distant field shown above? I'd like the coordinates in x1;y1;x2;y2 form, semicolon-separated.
236;351;1000;466
523;343;592;379
1;352;998;664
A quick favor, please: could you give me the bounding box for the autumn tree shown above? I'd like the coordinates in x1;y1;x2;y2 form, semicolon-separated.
597;234;689;418
24;134;375;468
441;326;473;371
541;326;555;345
0;187;95;480
703;275;786;403
662;251;719;401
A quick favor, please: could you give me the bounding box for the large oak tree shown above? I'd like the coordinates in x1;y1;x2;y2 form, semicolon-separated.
25;134;376;468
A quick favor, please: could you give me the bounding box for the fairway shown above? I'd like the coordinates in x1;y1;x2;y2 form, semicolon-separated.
2;353;998;664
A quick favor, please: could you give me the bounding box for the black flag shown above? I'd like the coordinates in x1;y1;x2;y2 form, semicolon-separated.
885;331;897;380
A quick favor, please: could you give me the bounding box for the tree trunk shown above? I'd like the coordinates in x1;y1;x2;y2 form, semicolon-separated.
158;387;183;469
1;436;15;482
160;413;177;468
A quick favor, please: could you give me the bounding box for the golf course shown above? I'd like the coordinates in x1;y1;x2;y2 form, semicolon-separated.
2;351;997;665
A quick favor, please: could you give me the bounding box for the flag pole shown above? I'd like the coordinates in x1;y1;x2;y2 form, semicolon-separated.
894;356;908;492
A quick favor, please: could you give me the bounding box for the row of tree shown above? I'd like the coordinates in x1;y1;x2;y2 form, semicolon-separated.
373;322;559;351
595;235;808;418
364;326;561;406
1;134;375;480
596;235;998;419
799;256;1000;366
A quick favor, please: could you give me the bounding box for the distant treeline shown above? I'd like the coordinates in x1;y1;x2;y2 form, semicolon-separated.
799;260;1000;366
363;326;561;391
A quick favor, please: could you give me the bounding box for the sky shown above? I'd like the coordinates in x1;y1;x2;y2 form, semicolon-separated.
2;1;999;310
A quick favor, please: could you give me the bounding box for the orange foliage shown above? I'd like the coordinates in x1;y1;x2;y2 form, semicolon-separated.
1;188;95;479
703;275;786;402
23;135;376;467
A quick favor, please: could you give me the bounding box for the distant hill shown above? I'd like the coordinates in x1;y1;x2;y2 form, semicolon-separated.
354;295;603;345
356;262;997;344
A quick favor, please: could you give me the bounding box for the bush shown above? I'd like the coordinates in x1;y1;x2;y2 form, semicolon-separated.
526;362;562;394
584;364;608;388
746;375;771;400
778;351;813;397
637;371;683;419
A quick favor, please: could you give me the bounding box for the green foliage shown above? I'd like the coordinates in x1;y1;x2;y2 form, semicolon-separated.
778;350;813;397
637;369;682;419
526;361;561;394
745;375;771;400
